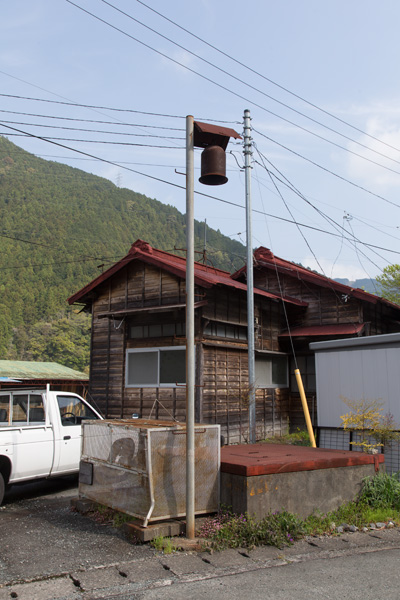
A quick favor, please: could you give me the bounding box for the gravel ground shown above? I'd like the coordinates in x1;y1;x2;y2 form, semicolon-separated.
2;476;400;600
0;476;153;584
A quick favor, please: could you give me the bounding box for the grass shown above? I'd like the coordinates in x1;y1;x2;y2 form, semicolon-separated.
81;473;400;552
197;508;305;551
87;504;135;528
197;472;400;551
359;471;400;509
151;535;176;554
262;428;311;446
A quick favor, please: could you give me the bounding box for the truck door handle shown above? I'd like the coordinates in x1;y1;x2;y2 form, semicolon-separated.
63;435;71;440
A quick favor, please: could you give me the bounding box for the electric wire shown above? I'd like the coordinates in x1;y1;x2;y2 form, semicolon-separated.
252;161;298;366
65;0;400;175
0;91;184;119
1;132;184;149
254;147;385;271
255;153;326;276
0;119;184;139
1;122;400;258
134;0;400;156
96;0;400;170
253;127;400;211
0;108;184;130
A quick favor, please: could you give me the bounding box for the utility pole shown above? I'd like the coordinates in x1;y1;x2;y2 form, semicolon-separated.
185;115;195;539
244;109;256;444
185;117;241;539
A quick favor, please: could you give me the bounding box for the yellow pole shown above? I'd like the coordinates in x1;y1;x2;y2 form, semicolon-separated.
294;369;316;448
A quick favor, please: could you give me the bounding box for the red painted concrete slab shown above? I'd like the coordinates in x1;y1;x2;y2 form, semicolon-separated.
220;443;384;477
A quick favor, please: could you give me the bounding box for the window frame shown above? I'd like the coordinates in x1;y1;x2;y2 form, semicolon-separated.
129;321;186;339
125;345;187;388
203;320;247;341
289;354;316;393
254;351;289;389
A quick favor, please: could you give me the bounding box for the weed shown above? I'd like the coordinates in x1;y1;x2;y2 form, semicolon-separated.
197;509;304;551
262;428;311;447
198;473;400;550
359;471;400;510
88;504;135;529
112;511;134;528
151;535;176;554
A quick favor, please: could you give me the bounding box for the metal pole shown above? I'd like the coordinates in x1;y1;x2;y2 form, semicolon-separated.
244;109;256;444
185;115;195;538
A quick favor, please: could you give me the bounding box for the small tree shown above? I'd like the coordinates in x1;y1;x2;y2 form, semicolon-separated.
340;397;400;453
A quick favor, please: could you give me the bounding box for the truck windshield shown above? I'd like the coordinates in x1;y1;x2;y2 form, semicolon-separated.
57;395;99;426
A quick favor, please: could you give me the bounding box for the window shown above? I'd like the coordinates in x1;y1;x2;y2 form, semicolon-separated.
57;395;100;426
126;346;186;387
0;395;10;424
130;322;185;339
0;393;45;425
255;354;288;388
204;321;247;340
290;355;316;393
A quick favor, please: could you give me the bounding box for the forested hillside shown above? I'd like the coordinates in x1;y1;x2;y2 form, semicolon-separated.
0;135;246;370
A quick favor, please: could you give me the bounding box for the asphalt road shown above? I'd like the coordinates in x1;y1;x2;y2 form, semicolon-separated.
1;478;400;600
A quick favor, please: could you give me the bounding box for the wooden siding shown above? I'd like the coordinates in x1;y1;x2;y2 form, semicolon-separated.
88;259;290;441
253;271;362;328
201;345;289;444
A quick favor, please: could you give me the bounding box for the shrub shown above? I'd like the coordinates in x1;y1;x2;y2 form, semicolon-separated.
340;397;400;453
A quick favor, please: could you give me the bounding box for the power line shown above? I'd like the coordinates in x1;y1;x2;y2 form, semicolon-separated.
1;132;184;149
133;0;400;156
253;127;400;211
254;148;385;272
2;122;400;258
0;92;184;119
100;0;400;171
0;118;184;139
0;108;184;130
65;0;400;175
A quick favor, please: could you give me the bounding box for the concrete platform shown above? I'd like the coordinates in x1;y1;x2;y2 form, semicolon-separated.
221;444;384;519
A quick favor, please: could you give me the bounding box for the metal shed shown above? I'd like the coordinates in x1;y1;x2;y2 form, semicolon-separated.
310;333;400;472
310;333;400;427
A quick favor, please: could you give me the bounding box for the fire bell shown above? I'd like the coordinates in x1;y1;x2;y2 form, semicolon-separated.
193;120;242;187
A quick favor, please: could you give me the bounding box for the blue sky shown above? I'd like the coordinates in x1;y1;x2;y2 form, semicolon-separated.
2;0;400;281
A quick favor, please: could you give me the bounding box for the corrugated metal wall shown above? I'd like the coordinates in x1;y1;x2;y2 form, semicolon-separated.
311;333;400;427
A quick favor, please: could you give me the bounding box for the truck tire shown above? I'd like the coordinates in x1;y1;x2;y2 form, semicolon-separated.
0;473;4;505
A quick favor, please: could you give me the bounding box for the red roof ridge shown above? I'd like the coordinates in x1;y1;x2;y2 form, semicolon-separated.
238;246;400;310
68;239;307;307
129;239;230;277
129;239;153;255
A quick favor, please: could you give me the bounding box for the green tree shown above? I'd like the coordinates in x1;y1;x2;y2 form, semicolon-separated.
376;264;400;304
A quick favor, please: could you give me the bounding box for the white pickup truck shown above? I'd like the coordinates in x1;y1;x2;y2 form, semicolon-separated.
0;386;102;503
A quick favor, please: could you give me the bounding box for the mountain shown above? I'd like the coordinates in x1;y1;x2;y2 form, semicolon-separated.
334;278;379;295
0;135;246;368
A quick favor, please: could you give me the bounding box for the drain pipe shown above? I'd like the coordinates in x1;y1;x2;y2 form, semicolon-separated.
294;369;316;448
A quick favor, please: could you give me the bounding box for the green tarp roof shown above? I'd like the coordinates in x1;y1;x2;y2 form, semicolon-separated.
0;361;88;381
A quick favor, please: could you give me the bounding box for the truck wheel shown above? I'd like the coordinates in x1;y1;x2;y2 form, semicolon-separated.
0;473;4;505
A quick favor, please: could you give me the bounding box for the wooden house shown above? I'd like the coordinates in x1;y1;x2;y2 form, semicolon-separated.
232;247;400;428
68;240;400;441
68;240;307;443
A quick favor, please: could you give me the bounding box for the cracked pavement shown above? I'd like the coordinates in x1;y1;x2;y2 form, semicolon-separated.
1;477;400;599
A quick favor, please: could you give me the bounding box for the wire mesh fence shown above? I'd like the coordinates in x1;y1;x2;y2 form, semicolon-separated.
317;427;400;474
